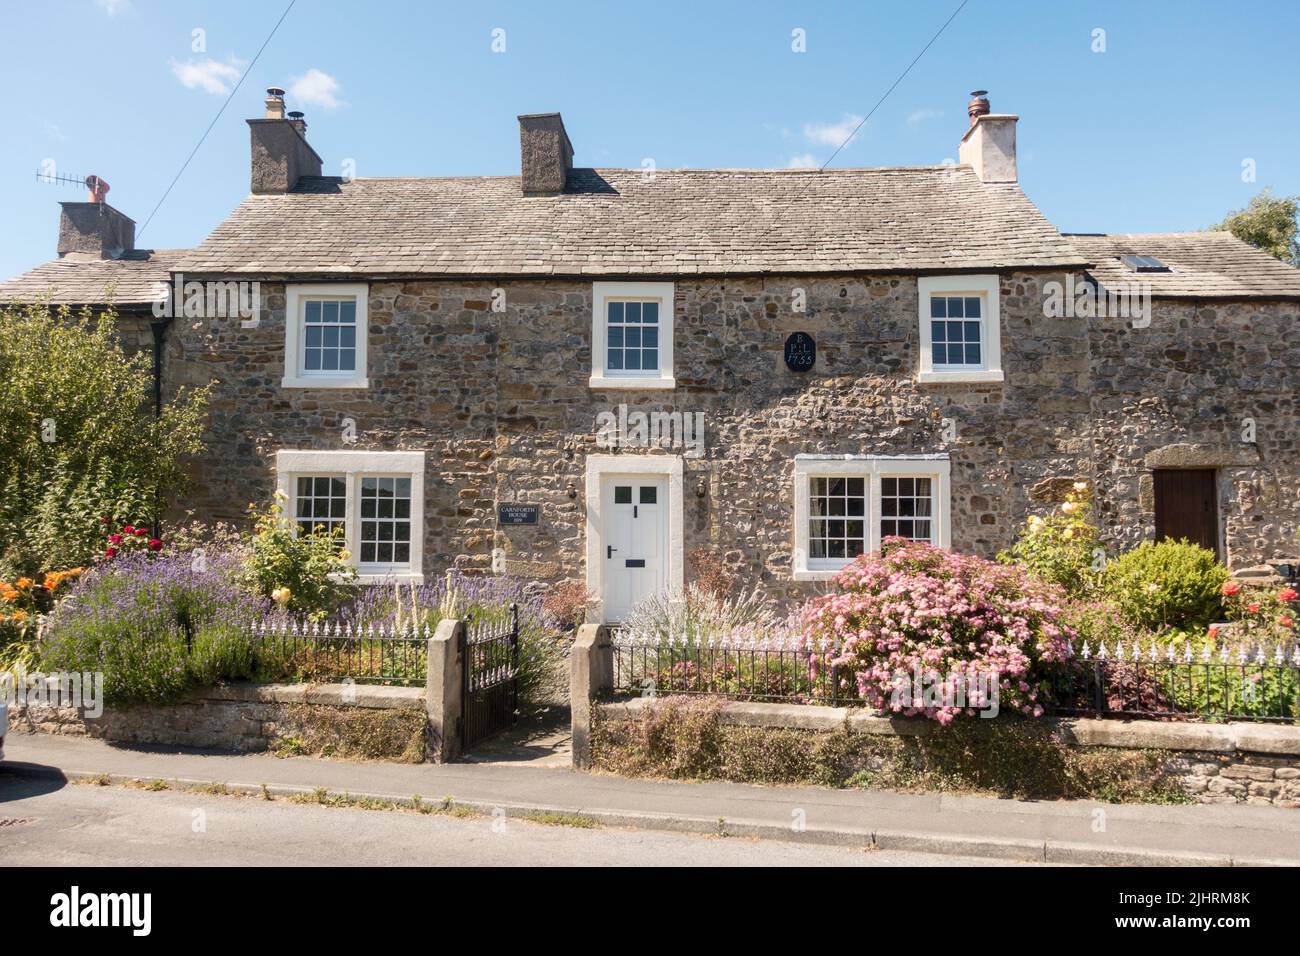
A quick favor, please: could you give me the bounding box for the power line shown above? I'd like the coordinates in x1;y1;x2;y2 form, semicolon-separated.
137;0;298;239
818;0;971;171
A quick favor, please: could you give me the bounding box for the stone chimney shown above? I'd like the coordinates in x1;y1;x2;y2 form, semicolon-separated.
958;90;1018;183
248;87;323;194
518;112;573;196
57;175;135;258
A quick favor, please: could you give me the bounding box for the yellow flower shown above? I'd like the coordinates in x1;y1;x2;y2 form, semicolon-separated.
1062;528;1074;540
1061;502;1077;514
339;549;352;561
1073;481;1088;492
271;587;292;604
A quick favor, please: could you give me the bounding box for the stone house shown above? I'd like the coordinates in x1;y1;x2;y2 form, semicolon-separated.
4;89;1299;620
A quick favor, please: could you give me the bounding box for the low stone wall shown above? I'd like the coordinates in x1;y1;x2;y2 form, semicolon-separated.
14;683;430;762
592;697;1300;807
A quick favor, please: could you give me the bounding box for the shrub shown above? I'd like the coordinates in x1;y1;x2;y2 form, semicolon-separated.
689;548;739;601
1101;539;1228;631
998;481;1101;597
802;539;1075;723
39;552;271;704
620;583;788;646
540;580;594;632
240;496;355;617
0;302;209;578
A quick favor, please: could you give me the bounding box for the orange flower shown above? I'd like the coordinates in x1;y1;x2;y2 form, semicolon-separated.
1;590;19;603
15;577;34;589
11;610;28;621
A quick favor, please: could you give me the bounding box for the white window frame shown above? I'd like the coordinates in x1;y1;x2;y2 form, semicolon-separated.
589;281;675;390
792;454;951;581
917;275;1003;383
282;283;370;389
275;450;424;583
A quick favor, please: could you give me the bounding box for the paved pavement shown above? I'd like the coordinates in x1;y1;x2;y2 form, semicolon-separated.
4;732;1300;865
0;776;1021;867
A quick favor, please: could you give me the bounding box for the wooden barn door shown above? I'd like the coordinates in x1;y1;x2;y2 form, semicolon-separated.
1153;469;1219;557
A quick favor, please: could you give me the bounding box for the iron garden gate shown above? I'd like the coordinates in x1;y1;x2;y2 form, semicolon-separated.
460;604;520;750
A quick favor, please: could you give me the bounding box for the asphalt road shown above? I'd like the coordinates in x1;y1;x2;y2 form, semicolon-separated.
0;775;1032;867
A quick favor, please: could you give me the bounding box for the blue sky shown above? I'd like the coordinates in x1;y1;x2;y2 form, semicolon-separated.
2;0;1297;280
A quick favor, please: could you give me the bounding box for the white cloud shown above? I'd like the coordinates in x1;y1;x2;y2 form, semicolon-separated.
170;57;243;95
289;69;343;110
906;108;943;127
787;153;818;169
95;0;131;15
802;114;865;148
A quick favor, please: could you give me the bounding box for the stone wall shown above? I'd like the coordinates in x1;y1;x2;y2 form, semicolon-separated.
592;697;1300;807
14;683;429;761
159;272;1300;606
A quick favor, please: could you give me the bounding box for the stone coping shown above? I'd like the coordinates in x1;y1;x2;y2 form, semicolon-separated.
596;698;1300;756
202;682;425;710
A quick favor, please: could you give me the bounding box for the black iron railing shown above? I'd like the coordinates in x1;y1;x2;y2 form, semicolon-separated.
611;635;854;705
1049;639;1300;723
249;619;428;686
610;634;1300;723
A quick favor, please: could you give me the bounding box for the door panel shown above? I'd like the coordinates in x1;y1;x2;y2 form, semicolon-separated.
601;477;667;622
1153;469;1218;557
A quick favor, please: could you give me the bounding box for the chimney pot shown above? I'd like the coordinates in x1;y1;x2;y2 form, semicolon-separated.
967;89;990;126
265;87;286;120
85;174;109;204
287;110;307;136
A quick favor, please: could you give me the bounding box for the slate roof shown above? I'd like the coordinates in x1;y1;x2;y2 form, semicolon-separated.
1068;232;1300;299
0;249;185;308
174;166;1085;277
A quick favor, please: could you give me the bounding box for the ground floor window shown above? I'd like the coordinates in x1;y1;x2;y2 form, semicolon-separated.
792;455;951;580
275;450;425;583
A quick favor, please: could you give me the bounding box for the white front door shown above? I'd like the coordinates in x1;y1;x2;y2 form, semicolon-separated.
601;476;668;622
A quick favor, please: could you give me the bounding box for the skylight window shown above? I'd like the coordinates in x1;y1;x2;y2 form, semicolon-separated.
1119;254;1171;273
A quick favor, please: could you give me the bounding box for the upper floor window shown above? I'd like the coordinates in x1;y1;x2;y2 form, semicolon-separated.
590;281;675;390
917;275;1003;384
283;283;370;389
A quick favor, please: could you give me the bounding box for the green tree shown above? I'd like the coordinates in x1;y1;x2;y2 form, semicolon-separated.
0;302;210;576
1210;189;1300;265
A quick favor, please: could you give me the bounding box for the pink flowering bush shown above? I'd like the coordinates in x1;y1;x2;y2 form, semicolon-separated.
802;539;1076;724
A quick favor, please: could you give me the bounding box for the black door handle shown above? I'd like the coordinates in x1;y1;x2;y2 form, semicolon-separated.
607;545;617;559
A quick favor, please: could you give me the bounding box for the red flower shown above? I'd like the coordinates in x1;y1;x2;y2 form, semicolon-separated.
147;539;162;552
108;533;122;544
1279;588;1298;602
134;527;150;537
1281;616;1295;629
123;525;136;535
1221;582;1241;596
1247;603;1260;614
104;547;117;558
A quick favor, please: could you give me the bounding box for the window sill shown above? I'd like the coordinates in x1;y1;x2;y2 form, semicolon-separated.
282;375;370;390
792;568;845;582
916;369;1004;384
354;571;424;585
589;374;676;390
